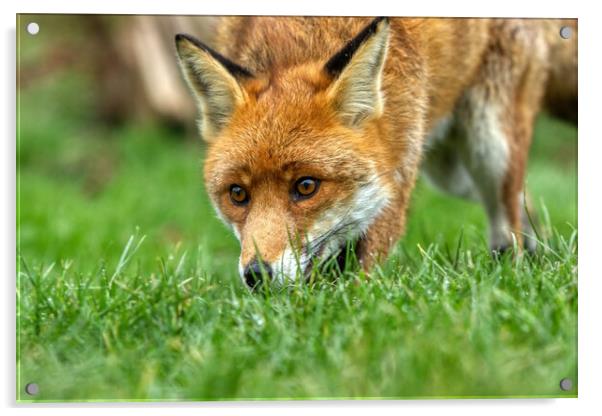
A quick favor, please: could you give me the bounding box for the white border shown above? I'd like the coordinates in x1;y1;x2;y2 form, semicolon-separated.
3;1;600;415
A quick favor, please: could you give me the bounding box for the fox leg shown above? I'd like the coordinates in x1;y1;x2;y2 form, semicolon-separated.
456;52;546;253
454;89;517;252
422;112;536;253
424;98;540;253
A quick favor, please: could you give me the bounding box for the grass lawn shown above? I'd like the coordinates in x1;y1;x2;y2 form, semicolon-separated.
16;72;577;401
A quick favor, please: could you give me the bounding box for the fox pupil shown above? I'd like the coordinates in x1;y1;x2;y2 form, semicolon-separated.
295;177;318;198
230;185;248;205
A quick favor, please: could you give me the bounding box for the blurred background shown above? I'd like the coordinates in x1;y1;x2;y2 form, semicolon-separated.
17;14;243;274
19;15;218;126
17;14;578;277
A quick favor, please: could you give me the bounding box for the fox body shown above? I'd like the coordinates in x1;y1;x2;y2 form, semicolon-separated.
175;17;577;287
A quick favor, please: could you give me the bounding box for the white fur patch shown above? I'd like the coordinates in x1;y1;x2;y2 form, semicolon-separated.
270;247;308;286
464;107;510;183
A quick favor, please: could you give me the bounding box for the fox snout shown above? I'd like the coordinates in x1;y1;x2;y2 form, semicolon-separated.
238;237;320;289
236;204;300;287
242;260;273;289
238;226;309;288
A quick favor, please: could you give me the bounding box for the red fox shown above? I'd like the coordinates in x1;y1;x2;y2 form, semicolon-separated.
175;17;577;288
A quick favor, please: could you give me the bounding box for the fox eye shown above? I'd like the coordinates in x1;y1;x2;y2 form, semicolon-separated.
229;185;249;206
293;177;320;200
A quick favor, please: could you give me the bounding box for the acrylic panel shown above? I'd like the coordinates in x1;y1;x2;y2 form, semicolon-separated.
16;14;578;402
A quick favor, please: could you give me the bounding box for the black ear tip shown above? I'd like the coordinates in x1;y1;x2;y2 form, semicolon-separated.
174;32;254;78
374;16;390;29
175;33;188;49
173;33;219;58
324;16;391;77
175;33;205;50
175;33;192;45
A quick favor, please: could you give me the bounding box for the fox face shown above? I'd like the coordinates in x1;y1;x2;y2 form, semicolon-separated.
176;18;393;287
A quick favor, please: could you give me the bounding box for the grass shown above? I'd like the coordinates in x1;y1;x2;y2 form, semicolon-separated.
17;69;577;400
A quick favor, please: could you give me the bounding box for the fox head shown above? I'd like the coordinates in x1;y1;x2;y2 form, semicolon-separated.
175;17;394;287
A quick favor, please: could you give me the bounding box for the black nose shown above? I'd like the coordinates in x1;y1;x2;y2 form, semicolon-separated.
243;260;272;288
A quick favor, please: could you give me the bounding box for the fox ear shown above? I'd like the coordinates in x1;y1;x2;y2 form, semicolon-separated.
324;17;390;127
175;34;253;141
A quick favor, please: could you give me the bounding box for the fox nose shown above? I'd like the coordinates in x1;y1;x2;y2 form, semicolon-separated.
243;260;272;288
